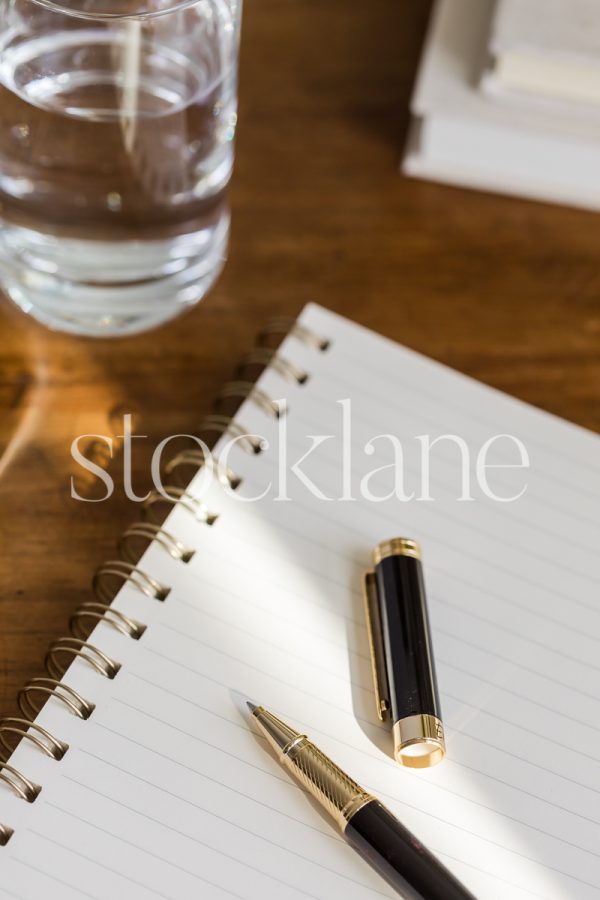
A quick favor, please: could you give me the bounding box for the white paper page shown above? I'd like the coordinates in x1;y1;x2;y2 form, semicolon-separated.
1;303;599;900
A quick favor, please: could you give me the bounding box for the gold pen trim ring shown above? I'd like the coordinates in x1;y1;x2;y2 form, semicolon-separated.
373;538;421;565
393;714;445;768
340;793;376;831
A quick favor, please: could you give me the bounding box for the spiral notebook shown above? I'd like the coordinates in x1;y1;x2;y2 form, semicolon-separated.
1;303;599;900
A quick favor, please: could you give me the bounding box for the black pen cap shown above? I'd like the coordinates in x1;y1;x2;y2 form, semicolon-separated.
363;538;445;768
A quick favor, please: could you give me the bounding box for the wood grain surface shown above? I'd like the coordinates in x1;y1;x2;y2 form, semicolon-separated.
0;0;599;718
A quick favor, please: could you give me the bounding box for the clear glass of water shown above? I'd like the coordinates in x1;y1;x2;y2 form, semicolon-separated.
0;0;241;336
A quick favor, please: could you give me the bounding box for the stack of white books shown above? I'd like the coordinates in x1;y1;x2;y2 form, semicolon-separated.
403;0;600;210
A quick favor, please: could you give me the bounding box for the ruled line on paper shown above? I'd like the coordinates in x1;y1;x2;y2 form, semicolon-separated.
431;850;551;900
49;782;388;900
126;662;600;770
248;344;598;550
323;325;600;489
289;405;600;571
126;657;600;788
182;494;600;648
70;704;600;895
9;857;103;900
0;886;33;900
94;715;299;795
434;623;600;703
139;608;595;769
232;424;600;593
54;776;382;895
152;591;600;746
208;476;600;664
289;384;600;542
160;618;371;694
192;482;600;699
175;526;597;692
90;703;600;892
55;760;561;900
76;746;344;845
136;619;600;820
175;585;369;656
442;692;600;765
28;832;178;900
27;828;240;900
205;378;599;583
169;572;600;703
176;529;600;663
438;657;600;740
431;564;600;647
104;681;600;871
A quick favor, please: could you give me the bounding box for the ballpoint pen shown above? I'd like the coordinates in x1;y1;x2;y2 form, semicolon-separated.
247;702;476;900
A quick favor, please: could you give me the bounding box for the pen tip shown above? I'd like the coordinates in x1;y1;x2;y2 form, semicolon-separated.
246;701;258;715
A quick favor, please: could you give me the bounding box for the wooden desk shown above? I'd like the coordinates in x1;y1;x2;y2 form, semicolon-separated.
0;0;598;716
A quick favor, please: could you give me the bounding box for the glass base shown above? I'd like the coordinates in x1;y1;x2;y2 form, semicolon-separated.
0;212;229;337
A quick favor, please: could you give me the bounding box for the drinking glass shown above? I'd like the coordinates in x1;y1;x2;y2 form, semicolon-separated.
0;0;241;335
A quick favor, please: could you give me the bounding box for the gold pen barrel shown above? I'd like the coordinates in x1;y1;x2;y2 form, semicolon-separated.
250;705;372;831
282;736;374;831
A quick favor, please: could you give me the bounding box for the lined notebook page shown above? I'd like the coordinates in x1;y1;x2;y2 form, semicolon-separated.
1;303;600;900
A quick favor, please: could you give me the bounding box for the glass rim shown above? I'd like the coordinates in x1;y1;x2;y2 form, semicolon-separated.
28;0;206;20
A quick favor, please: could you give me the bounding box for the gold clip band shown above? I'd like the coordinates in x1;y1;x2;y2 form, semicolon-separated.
362;571;391;722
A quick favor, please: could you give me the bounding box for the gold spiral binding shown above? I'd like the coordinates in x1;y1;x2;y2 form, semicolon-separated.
93;560;170;605
0;315;331;841
165;448;241;491
119;522;195;565
0;718;68;761
45;638;121;681
142;487;219;525
197;415;264;455
214;382;282;419
19;678;95;721
237;349;309;385
258;318;331;352
0;762;41;803
70;603;147;641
